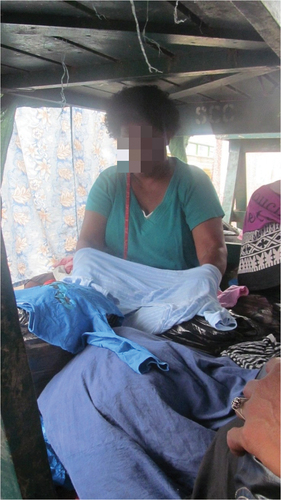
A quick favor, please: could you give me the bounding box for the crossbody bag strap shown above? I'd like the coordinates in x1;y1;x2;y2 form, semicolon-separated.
124;172;131;260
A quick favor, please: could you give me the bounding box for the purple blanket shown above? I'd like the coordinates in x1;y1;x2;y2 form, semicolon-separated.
38;327;258;499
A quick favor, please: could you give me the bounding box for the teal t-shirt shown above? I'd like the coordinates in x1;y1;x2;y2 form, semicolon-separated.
86;158;224;270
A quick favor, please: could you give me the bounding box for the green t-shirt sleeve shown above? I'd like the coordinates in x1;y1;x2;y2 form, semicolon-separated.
179;164;224;230
86;167;117;218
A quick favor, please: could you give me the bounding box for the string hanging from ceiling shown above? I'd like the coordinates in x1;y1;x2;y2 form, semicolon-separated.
129;0;162;74
142;0;163;56
173;0;186;24
91;2;107;20
60;54;69;109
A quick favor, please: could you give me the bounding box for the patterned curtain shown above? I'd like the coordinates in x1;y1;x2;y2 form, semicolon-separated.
1;106;117;284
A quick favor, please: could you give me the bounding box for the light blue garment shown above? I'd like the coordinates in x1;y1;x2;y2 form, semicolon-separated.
65;248;237;334
14;282;168;374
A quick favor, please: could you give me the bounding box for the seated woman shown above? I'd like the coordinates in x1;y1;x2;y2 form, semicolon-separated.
238;180;280;296
77;85;227;276
21;87;233;335
36;88;275;500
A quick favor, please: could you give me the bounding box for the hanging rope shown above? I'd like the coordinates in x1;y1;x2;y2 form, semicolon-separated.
60;55;69;109
142;0;162;55
129;0;162;74
91;2;106;20
173;0;186;24
123;173;131;260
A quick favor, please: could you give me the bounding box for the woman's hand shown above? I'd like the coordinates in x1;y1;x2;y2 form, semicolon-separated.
227;357;281;477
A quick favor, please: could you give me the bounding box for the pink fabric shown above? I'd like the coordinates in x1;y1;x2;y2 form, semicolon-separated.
54;255;73;274
243;184;280;233
217;285;249;308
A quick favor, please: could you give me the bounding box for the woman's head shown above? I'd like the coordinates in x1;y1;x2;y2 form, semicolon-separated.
105;85;180;140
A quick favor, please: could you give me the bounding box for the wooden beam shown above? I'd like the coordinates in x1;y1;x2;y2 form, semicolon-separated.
261;0;281;25
232;147;247;229
1;43;62;66
222;140;241;224
1;13;268;51
1;420;22;500
1;234;56;499
3;91;280;137
2;48;279;92
169;67;277;99
150;33;266;50
4;89;108;111
240;138;281;152
178;94;280;135
231;0;280;57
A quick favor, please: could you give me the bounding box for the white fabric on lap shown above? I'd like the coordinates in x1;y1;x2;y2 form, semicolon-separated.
64;248;236;334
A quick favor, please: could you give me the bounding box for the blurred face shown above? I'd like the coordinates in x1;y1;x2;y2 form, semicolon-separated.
116;123;168;174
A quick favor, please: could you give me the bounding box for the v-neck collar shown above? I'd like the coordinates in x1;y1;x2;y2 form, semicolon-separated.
130;160;178;224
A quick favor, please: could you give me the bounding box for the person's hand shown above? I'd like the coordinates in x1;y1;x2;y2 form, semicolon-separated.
227;357;280;477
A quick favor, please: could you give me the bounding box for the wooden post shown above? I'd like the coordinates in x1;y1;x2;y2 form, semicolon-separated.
1;233;57;499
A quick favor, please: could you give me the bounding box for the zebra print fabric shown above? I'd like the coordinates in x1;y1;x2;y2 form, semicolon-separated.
220;334;280;369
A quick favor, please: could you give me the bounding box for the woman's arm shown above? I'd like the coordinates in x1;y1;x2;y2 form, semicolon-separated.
76;210;107;251
192;217;227;277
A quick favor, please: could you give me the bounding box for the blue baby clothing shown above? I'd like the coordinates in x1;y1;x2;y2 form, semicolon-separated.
14;282;168;374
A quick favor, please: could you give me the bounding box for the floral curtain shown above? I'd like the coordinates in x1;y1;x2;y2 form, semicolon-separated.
1;106;117;284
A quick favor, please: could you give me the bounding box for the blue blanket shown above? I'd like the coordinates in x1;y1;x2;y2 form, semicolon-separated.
38;327;258;499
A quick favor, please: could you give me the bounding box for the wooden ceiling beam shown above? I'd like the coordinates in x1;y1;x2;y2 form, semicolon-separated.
230;0;280;57
3;88;108;110
2;48;279;92
169;67;278;98
1;21;267;52
1;11;267;49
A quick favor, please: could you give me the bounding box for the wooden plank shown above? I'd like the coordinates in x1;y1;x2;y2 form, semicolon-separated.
6;89;280;136
2;47;279;91
1;234;57;499
232;148;247;229
180;0;255;30
1;5;269;55
178;93;280;135
241;138;281;152
231;0;280;57
8;88;108;110
0;9;265;43
222;140;241;224
64;0;184;25
1;26;160;69
149;32;266;50
169;67;276;99
1;419;22;500
1;43;61;66
261;0;281;25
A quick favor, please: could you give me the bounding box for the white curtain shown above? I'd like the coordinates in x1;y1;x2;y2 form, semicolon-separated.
1;106;117;283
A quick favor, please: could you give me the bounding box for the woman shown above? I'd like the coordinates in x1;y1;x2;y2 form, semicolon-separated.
77;85;227;277
238;180;280;294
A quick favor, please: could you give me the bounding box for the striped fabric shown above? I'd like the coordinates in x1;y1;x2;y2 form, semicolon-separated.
220;334;281;369
64;248;237;334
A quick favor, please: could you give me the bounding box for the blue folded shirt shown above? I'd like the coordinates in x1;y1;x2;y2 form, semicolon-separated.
15;282;168;374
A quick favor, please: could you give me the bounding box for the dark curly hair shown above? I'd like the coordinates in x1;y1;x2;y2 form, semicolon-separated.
105;85;180;139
